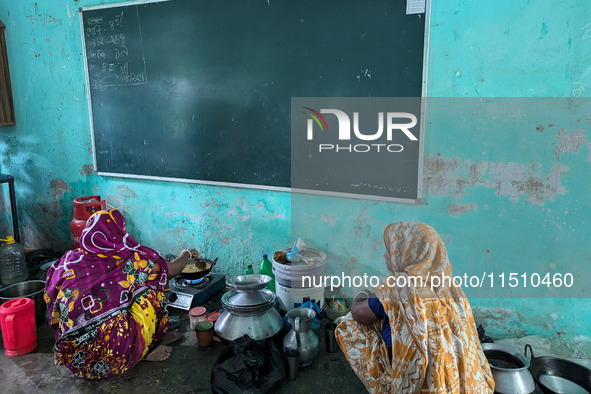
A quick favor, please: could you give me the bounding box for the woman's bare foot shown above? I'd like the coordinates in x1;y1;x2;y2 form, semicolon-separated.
161;330;183;346
143;345;172;362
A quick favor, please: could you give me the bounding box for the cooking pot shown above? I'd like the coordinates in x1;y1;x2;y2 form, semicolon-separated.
0;280;46;326
481;343;535;394
215;275;283;341
525;344;591;394
179;257;217;280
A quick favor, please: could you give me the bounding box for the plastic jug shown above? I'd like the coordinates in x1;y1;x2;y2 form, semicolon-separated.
0;235;28;286
0;297;37;356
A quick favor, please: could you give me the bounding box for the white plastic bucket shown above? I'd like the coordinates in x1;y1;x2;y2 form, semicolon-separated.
272;248;327;312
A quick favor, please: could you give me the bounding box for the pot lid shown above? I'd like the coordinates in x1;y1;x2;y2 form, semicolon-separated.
222;288;274;308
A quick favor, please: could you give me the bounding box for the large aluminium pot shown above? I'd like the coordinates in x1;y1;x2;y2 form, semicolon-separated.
482;343;535;394
215;274;283;341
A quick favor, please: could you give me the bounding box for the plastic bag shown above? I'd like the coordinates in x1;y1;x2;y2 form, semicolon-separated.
325;286;349;320
211;335;285;394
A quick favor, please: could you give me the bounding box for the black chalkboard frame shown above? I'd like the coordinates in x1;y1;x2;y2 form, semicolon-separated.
80;0;431;204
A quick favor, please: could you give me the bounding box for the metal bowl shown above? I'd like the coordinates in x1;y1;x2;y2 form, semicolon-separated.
226;274;272;291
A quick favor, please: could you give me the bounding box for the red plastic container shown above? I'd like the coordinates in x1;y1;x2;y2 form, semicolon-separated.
0;297;37;356
70;195;106;249
206;311;221;325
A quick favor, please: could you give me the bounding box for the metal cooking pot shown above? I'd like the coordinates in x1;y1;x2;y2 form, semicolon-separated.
525;344;591;394
215;275;283;341
482;343;536;394
0;280;46;326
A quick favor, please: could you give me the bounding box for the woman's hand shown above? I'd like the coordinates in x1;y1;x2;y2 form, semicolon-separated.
167;248;198;277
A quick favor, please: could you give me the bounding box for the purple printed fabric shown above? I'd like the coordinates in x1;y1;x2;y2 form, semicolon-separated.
44;209;169;341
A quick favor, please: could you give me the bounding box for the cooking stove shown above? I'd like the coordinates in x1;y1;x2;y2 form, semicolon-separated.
167;273;226;310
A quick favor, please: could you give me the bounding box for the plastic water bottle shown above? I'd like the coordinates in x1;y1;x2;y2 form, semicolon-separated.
259;253;276;292
245;264;255;275
0;236;28;286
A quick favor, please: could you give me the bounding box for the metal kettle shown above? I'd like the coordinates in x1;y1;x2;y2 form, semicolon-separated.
282;307;319;367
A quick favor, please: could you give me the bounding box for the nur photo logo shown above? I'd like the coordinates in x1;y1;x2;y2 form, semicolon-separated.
303;106;418;153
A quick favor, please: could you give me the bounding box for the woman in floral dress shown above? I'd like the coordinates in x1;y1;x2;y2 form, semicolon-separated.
335;221;494;393
44;209;193;379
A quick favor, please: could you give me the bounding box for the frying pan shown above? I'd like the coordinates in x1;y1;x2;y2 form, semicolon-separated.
179;257;218;280
525;344;591;393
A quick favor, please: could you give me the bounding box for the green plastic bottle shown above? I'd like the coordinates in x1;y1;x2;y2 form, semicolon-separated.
245;264;255;275
259;253;276;292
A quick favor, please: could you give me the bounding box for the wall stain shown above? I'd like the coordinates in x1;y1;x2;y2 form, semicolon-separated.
473;306;528;338
79;164;93;177
49;178;70;197
321;214;336;226
448;202;477;216
116;184;137;199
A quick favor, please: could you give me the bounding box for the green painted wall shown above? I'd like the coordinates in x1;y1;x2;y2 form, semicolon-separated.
1;0;590;340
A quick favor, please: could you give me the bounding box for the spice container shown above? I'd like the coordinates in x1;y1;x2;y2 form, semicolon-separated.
206;311;221;326
195;320;214;347
188;306;206;330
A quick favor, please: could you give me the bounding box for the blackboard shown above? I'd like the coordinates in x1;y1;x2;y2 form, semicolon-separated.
81;0;427;202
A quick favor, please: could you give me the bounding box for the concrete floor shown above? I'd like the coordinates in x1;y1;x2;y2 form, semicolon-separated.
0;287;366;394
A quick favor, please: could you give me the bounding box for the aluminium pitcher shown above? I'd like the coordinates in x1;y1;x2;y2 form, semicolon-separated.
282;307;319;367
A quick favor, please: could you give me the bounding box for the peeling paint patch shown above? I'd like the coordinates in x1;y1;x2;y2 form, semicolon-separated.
425;155;568;206
423;155;461;197
492;161;568;205
79;164;93;177
554;128;587;160
116;185;137;199
321;214;336;225
227;207;251;221
448;202;477;216
49;178;70;197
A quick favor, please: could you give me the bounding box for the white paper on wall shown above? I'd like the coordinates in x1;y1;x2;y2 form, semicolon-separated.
406;0;425;15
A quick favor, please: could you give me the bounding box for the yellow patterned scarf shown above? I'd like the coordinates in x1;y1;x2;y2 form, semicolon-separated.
336;222;494;393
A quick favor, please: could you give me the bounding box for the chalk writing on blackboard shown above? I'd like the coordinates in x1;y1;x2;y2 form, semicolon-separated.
84;8;147;88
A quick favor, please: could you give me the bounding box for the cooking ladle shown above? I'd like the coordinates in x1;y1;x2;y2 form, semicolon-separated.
193;258;207;271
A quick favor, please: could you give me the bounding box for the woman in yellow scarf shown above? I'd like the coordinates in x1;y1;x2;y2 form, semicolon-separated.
335;221;494;393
